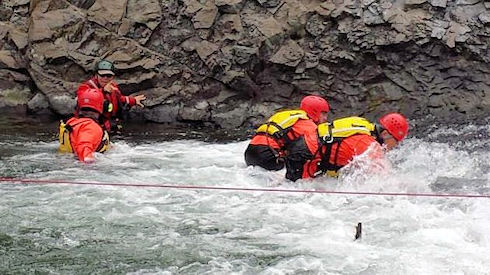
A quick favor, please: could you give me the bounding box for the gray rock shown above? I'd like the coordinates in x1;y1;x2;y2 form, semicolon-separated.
0;86;31;108
478;12;490;24
117;0;162;44
214;14;244;42
215;0;244;13
430;0;448;8
356;65;383;83
7;26;28;50
192;2;218;29
303;52;319;69
68;0;97;9
0;50;22;69
254;16;284;38
180;101;211;121
363;8;385;25
316;2;336;16
270;40;304;67
211;102;250;129
126;0;162;30
405;0;428;4
443;21;471;47
431;26;447;39
3;0;30;6
29;3;85;42
332;80;360;96
379;81;405;100
384;70;418;92
143;104;180;123
195;40;219;61
456;0;482;5
0;69;30;86
87;0;127;29
305;14;327;36
27;92;50;111
232;46;257;64
48;94;77;116
257;0;282;8
229;75;260;98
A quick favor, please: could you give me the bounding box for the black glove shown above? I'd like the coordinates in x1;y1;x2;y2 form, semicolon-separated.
285;137;313;181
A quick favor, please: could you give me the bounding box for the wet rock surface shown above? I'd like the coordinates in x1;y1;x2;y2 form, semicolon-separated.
0;0;489;135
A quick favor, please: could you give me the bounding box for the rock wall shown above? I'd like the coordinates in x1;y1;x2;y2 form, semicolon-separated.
1;0;489;131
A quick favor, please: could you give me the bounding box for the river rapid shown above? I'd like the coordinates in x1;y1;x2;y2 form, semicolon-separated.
0;116;489;274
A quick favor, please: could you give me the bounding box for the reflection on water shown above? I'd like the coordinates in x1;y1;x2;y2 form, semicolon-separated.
0;118;490;273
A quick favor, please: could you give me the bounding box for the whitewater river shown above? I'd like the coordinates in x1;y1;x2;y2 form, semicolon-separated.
0;119;489;274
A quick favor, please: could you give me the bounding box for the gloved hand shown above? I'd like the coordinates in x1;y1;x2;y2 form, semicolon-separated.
284;137;313;181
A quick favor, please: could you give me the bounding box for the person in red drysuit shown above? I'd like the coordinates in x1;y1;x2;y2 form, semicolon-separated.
244;95;330;173
76;59;146;133
301;112;409;180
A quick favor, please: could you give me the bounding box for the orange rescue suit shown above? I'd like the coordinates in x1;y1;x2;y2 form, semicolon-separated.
246;118;319;173
249;119;318;152
66;117;104;162
305;134;383;178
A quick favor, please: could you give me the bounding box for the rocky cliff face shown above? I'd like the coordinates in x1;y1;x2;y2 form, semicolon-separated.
1;0;489;132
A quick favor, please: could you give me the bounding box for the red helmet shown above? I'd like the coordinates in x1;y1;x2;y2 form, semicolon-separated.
300;95;330;123
77;89;104;114
379;112;409;141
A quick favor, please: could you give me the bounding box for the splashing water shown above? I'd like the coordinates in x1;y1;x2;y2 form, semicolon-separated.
0;124;489;274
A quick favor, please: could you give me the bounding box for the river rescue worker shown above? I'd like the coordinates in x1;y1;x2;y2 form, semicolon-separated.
76;59;146;133
244;95;330;172
59;89;110;163
291;112;409;181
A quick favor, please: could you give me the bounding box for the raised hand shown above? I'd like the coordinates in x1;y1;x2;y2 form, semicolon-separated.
133;94;146;107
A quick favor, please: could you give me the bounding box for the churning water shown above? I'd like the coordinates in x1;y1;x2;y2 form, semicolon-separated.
0;122;489;274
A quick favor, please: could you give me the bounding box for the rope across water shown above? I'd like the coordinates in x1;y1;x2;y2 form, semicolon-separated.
1;177;489;199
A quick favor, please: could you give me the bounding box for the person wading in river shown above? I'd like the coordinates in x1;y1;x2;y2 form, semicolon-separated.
59;89;110;163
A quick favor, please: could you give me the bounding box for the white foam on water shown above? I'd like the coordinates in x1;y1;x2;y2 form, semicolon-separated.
0;127;489;273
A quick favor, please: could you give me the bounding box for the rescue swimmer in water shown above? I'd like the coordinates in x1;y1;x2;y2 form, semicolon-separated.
59;89;110;163
291;113;409;181
244;95;330;173
244;94;409;181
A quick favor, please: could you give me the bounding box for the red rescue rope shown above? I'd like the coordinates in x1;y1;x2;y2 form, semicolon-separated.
1;177;489;199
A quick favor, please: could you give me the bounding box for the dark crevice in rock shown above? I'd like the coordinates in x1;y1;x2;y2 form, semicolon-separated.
68;0;96;10
119;79;155;95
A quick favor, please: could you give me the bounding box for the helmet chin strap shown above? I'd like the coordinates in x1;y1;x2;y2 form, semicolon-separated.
374;123;386;144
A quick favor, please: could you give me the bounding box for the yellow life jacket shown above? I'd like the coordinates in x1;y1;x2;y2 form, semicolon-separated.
317;116;377;177
58;120;73;153
318;116;375;143
255;110;309;139
97;130;110;153
58;119;110;154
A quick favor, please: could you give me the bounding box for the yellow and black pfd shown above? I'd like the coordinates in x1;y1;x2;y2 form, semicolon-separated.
58;119;110;154
317;116;378;177
255;110;310;142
